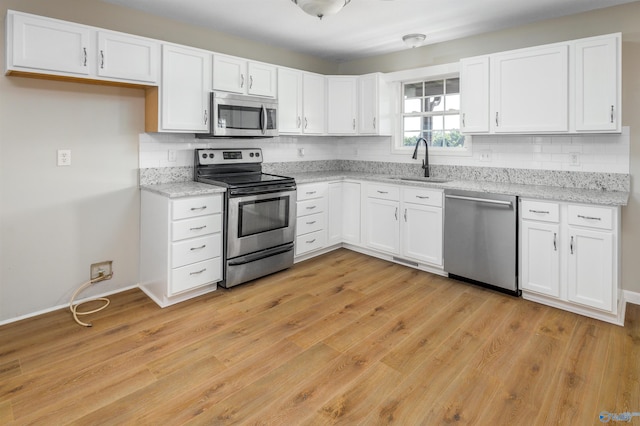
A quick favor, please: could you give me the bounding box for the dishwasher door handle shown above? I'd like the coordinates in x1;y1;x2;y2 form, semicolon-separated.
445;194;513;207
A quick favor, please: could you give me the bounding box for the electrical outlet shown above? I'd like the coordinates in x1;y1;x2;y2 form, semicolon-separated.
570;152;580;166
480;150;492;162
297;148;305;157
168;149;177;162
57;149;71;166
90;261;113;282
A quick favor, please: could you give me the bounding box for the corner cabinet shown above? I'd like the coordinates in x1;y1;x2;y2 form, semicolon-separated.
278;68;326;135
358;73;391;135
146;44;211;133
519;199;623;325
140;191;223;307
327;76;358;135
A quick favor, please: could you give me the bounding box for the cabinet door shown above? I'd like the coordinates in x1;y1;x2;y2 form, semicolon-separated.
365;198;400;255
358;74;378;134
161;45;211;132
342;182;361;245
491;44;568;133
460;56;490;133
213;54;245;94
303;73;326;134
327;182;343;246
574;35;620;132
278;68;303;133
520;220;560;297
10;12;91;75
327;76;358;134
248;62;277;97
97;31;159;84
567;227;614;311
402;203;443;266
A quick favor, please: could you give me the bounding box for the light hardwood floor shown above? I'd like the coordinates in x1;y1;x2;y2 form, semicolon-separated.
1;248;639;425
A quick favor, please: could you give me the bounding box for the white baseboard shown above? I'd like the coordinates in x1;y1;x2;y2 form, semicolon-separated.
624;290;640;305
0;284;140;327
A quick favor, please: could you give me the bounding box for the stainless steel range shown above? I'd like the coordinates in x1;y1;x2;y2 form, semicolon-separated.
194;148;296;288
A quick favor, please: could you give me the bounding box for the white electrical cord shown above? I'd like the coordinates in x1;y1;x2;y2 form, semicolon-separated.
69;273;113;327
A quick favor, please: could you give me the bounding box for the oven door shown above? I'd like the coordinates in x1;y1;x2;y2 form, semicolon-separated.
227;189;296;259
212;92;278;137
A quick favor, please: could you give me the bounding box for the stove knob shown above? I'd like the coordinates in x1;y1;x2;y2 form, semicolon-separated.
256;152;260;157
202;153;207;159
249;152;254;157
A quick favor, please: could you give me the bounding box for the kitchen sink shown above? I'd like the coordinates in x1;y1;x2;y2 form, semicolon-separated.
393;177;451;184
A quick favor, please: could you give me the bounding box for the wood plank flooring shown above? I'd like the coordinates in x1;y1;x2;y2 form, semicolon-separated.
1;248;639;425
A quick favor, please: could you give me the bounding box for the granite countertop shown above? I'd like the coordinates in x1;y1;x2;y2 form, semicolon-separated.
140;181;226;198
288;171;630;206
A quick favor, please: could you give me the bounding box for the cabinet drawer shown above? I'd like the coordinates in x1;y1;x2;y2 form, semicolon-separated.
521;200;560;223
171;234;221;268
295;230;326;256
170;258;221;296
296;212;325;236
297;183;327;201
366;184;400;201
568;204;613;230
172;195;222;220
402;187;443;207
172;214;221;241
297;198;326;217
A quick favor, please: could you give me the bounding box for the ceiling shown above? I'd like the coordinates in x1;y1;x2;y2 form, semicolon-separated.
102;0;637;62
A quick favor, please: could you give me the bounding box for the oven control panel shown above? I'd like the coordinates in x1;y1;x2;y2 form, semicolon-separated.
196;148;262;165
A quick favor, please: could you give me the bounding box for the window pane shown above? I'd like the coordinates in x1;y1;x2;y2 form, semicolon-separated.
424;96;443;112
403;132;420;147
424;80;444;96
445;94;460;111
426;131;445;147
404;116;421;131
443;130;465;147
404;82;423;98
404;98;422;113
446;78;460;94
444;115;460;130
424;116;443;131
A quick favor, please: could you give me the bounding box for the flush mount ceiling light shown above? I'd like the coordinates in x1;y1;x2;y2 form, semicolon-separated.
402;33;427;48
291;0;352;20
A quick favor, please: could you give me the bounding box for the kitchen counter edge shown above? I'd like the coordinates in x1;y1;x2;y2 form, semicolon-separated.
140;181;226;198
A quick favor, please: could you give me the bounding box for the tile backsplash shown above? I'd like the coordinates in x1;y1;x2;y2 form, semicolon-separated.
139;127;630;174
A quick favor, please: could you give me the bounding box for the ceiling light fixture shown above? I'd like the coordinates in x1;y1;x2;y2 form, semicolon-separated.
291;0;351;20
402;33;427;48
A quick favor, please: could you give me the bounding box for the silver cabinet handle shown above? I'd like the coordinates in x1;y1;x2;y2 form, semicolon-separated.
416;195;430;199
190;245;206;251
529;209;550;214
395;207;398;220
553;232;557;251
83;47;87;66
306;221;316;225
404;208;407;222
190;206;207;211
578;214;601;221
495;112;499;127
250;75;253;89
306;206;316;210
306;191;316;195
353;118;356;130
204;110;208;125
304;117;308;129
445;194;512;207
373;117;376;129
240;74;245;88
189;268;206;275
297;116;301;129
306;239;316;244
190;225;207;231
462;113;466;127
100;50;104;69
570;236;574;254
611;105;614;123
377;190;388;194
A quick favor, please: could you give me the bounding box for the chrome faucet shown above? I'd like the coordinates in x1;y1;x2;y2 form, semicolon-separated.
412;137;430;177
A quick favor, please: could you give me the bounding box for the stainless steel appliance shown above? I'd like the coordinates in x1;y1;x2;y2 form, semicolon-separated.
444;189;519;295
197;92;278;138
195;148;296;288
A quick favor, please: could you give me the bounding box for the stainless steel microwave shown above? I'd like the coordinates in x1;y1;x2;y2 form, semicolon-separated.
199;92;278;138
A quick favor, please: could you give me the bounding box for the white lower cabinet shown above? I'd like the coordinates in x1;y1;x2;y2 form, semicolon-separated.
140;191;223;307
519;198;621;324
295;182;328;257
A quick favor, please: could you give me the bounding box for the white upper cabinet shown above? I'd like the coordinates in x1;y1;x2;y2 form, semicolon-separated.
158;44;211;133
277;67;304;133
96;31;159;84
358;73;391;135
302;72;326;134
6;10;159;85
573;33;621;132
491;44;569;133
327;76;358;135
460;56;490;133
8;11;91;76
213;54;276;97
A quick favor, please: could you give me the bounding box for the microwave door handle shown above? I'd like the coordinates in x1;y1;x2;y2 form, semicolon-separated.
260;104;267;135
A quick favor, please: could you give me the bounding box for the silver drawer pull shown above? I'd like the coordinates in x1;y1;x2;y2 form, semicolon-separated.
529;209;550;214
578;214;601;221
190;225;207;231
306;191;316;195
306;206;317;210
377;190;388;194
190;206;207;211
306;239;316;244
306;221;316;225
416;195;430;199
190;268;206;275
190;245;206;251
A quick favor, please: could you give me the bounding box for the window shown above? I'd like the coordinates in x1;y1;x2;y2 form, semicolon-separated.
400;77;465;151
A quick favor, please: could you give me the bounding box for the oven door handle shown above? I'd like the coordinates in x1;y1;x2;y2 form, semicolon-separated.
228;243;294;266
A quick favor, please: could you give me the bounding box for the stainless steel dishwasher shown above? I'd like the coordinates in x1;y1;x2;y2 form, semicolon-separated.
443;189;519;295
